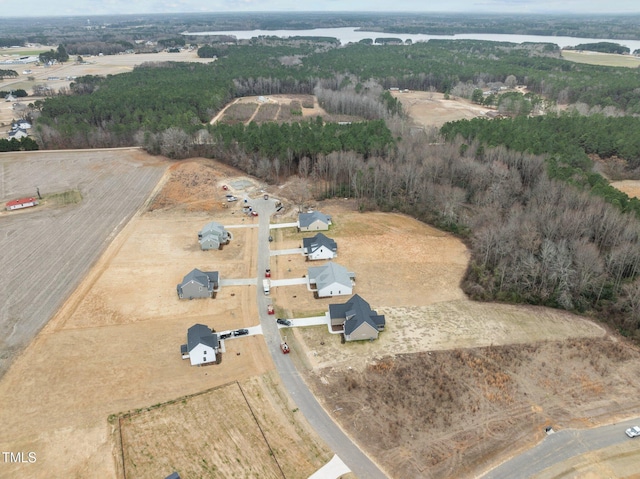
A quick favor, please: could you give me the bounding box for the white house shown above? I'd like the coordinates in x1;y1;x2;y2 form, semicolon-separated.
8;128;28;140
328;294;386;342
302;233;337;261
181;324;219;366
298;211;332;232
307;262;354;298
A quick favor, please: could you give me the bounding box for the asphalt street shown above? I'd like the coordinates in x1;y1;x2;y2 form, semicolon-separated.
481;417;640;479
251;196;389;479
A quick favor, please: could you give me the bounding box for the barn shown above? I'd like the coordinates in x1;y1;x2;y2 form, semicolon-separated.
5;197;39;211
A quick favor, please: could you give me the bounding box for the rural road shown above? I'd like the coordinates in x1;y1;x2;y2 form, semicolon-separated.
251;197;389;479
481;417;640;479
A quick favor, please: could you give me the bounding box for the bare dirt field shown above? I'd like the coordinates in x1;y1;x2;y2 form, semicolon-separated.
0;148;166;378
390;90;493;128
611;179;640;199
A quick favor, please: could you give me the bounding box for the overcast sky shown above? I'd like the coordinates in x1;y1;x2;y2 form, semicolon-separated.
4;0;639;17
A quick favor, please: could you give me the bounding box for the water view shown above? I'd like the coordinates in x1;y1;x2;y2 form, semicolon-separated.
185;26;640;51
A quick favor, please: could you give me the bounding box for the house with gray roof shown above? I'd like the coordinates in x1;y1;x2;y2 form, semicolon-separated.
180;323;219;366
298;211;332;232
198;221;230;250
307;261;354;298
176;268;219;299
303;233;337;261
328;294;385;341
8;128;28;140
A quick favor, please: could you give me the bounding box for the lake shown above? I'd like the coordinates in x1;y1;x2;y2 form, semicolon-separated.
185;26;640;51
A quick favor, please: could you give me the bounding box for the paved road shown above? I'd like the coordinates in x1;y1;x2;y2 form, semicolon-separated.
481;417;640;479
250;197;388;479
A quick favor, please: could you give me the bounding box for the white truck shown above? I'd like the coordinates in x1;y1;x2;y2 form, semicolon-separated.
263;279;270;295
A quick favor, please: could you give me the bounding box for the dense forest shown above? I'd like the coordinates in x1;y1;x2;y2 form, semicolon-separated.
19;32;640;341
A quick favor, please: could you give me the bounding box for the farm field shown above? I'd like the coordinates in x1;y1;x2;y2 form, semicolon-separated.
561;50;640;68
0;148;166;378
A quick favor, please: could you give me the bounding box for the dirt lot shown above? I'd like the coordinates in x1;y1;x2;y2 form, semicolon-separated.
611;179;640;199
391;90;493;128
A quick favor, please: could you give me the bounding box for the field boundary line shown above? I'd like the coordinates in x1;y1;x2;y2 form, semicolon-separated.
237;380;286;479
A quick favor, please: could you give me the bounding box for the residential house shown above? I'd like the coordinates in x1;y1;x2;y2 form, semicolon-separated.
8;128;28;140
328;294;385;341
181;323;219;366
198;221;230;250
176;268;219;299
298;211;332;232
302;233;337;261
307;262;354;298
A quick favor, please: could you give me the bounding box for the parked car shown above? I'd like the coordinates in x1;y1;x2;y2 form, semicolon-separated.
280;342;290;354
251;211;258;217
277;318;292;326
268;235;273;242
267;304;275;315
222;185;228;190
233;328;249;337
626;426;640;438
219;332;232;340
226;196;238;202
265;268;271;277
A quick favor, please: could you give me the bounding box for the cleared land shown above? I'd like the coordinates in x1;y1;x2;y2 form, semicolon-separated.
391;90;493;128
0;148;166;378
561;50;640;68
119;375;331;479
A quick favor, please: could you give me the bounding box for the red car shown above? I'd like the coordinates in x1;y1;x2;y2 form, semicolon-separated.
267;304;275;315
251;211;258;217
222;185;228;190
265;268;271;278
280;342;290;354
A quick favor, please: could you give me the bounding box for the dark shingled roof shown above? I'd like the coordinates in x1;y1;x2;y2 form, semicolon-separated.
329;294;386;336
187;323;219;352
302;233;337;254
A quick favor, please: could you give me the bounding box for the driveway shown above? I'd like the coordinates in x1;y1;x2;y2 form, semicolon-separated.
270;277;308;287
270;248;304;256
